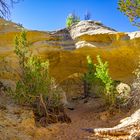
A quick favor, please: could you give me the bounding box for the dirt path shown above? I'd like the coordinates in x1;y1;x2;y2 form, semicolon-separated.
49;98;131;140
0;92;132;140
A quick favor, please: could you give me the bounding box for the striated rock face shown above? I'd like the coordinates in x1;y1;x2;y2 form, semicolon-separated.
0;19;140;91
127;31;140;39
70;20;117;39
69;20;129;48
51;28;76;50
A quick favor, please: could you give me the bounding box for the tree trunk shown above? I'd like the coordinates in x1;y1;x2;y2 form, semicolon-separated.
83;109;140;140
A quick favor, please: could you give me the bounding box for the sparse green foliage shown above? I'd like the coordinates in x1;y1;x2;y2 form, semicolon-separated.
95;55;113;93
95;55;116;105
15;56;52;104
13;31;61;106
14;31;29;71
118;0;140;27
83;55;96;97
83;55;96;84
84;55;116;105
13;31;71;126
66;15;73;28
66;13;80;27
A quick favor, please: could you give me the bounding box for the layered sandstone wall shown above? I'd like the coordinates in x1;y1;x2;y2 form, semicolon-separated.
0;19;140;88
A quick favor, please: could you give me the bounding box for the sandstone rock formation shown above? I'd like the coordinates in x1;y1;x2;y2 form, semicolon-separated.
127;31;140;39
116;82;131;102
52;28;75;50
0;19;140;91
0;18;23;33
69;20;129;49
1;17;140;140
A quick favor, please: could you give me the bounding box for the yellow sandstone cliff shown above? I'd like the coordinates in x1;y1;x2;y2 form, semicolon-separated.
0;19;140;88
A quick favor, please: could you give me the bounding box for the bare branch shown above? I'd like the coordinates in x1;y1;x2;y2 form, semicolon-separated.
0;0;21;19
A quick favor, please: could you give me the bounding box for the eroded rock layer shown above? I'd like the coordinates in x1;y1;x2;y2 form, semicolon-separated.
0;19;140;89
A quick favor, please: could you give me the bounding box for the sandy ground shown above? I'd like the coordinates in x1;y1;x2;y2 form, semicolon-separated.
0;91;132;140
48;98;131;140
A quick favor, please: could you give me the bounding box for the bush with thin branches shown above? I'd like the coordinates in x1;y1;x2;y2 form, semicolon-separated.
12;31;71;126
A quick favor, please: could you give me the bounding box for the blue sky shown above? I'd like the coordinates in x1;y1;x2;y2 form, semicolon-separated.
11;0;138;32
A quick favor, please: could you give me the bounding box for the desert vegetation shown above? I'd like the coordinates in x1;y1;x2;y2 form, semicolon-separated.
0;0;140;140
83;55;130;106
66;11;91;27
10;31;71;126
66;13;80;27
118;0;140;27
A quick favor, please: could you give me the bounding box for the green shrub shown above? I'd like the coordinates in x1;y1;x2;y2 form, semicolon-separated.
14;31;61;105
66;15;73;28
66;13;80;28
83;55;96;84
12;31;71;126
95;55;116;105
82;55;96;97
118;0;140;27
95;55;113;93
84;55;116;105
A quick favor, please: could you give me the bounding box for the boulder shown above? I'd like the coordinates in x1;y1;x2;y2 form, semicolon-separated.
116;82;131;95
116;82;131;103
